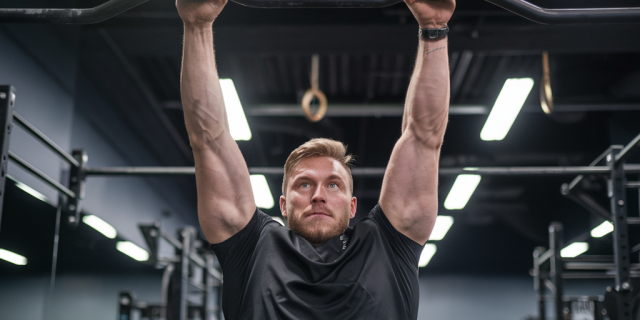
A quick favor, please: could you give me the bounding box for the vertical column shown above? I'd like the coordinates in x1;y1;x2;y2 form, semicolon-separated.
549;222;564;320
203;253;214;320
533;247;547;320
168;227;195;320
68;149;86;228
0;85;15;232
607;147;632;320
118;291;134;320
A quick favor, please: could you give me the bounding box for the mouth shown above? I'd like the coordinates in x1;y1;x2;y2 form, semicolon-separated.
307;211;331;218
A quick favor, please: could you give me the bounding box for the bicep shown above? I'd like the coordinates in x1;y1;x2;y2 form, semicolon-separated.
194;132;256;244
379;132;440;245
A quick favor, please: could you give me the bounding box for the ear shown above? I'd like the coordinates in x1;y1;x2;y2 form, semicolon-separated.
349;196;357;219
280;195;287;217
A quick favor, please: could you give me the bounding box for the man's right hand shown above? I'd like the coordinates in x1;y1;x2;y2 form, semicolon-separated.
176;0;227;26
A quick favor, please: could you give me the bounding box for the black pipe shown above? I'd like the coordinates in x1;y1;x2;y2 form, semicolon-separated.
8;151;75;198
12;112;79;167
83;164;640;177
485;0;640;25
0;0;149;24
230;0;401;8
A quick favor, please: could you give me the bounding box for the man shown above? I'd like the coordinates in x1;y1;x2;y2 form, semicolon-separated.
176;0;454;318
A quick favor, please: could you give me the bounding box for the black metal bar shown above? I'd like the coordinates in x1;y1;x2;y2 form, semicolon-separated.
0;0;149;24
565;263;640;270
533;247;547;320
119;291;134;320
8;151;75;198
626;181;640;188
484;0;640;25
607;147;633;320
563;255;614;263
12;112;79;167
564;191;612;221
564;147;616;195
549;222;564;320
83;164;640;177
615;132;640;164
229;0;400;8
68;149;87;228
0;85;15;233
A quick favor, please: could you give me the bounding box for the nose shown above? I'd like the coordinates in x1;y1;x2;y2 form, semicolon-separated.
311;185;326;204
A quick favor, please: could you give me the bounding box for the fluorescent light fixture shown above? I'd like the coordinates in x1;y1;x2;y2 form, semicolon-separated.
116;241;149;261
561;242;589;258
444;174;481;210
271;216;284;226
220;79;251;141
591;221;614;238
15;181;48;202
429;216;454;241
0;248;27;265
83;215;117;239
418;244;437;267
480;78;534;141
250;174;274;209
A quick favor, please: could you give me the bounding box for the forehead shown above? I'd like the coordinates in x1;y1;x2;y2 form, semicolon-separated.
290;157;349;181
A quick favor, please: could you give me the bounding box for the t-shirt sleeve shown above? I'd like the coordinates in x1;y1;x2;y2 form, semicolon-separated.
209;208;277;272
368;204;424;269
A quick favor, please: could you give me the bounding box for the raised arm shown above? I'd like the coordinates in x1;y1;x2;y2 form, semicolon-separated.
177;0;256;244
379;0;455;245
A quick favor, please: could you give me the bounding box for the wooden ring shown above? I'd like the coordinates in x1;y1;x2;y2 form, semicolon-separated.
301;88;327;122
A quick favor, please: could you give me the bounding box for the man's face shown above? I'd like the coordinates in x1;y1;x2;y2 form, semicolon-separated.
280;156;357;246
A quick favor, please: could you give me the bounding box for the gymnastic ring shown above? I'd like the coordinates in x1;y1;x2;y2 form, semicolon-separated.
301;88;328;122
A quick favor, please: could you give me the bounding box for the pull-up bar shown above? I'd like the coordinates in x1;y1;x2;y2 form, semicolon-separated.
1;0;640;23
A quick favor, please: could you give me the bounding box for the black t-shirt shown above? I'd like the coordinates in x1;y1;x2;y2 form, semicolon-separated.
210;204;424;320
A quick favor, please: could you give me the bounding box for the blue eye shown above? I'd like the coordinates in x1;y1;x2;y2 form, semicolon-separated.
329;183;338;188
301;183;310;188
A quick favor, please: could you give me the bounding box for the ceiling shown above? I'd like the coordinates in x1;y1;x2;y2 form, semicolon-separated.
3;0;640;274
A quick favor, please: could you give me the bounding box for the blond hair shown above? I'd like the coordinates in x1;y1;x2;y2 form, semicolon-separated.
282;138;354;195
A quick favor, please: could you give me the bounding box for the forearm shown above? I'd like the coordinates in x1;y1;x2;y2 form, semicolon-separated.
180;24;229;151
401;37;450;147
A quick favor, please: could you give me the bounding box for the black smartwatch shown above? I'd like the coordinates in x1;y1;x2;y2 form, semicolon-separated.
419;26;449;40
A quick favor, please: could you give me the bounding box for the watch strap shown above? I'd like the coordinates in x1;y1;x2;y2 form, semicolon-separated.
419;26;449;40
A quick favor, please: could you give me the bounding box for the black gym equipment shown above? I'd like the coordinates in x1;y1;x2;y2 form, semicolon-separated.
1;0;640;21
119;225;223;320
529;138;640;320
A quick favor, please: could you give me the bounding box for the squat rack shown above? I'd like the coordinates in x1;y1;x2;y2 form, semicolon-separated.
530;137;640;320
119;225;223;320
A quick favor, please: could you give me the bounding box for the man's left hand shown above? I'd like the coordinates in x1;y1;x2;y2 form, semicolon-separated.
404;0;455;29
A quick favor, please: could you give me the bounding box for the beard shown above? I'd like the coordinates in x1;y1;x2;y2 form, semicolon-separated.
287;206;350;246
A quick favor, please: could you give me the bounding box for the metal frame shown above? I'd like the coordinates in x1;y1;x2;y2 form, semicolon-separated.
0;0;149;24
485;0;640;25
0;87;85;227
119;224;223;320
531;134;640;320
0;85;15;233
2;0;640;20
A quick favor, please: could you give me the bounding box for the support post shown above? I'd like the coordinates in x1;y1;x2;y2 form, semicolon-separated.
607;147;633;320
549;222;564;320
203;253;214;320
67;149;87;228
0;85;15;233
118;291;134;320
139;222;161;264
167;227;195;320
533;247;547;320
